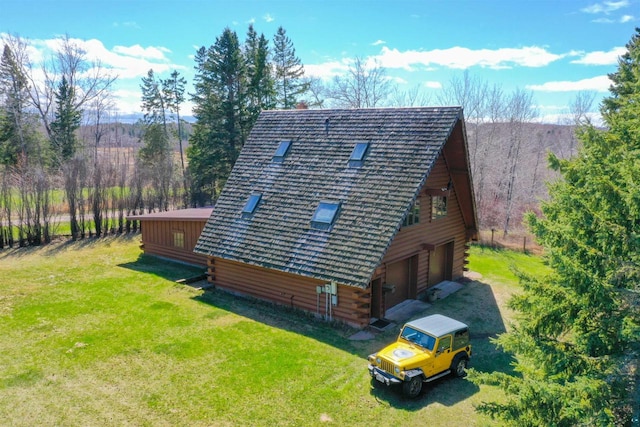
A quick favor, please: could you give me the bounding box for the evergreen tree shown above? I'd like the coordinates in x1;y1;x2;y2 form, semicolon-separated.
140;69;168;130
50;76;81;167
245;24;276;119
164;70;188;206
470;28;640;426
0;44;39;165
272;26;309;109
187;27;248;206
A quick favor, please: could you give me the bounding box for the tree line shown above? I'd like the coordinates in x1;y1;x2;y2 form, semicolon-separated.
1;25;593;246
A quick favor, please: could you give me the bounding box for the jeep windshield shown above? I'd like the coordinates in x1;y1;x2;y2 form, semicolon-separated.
400;326;436;351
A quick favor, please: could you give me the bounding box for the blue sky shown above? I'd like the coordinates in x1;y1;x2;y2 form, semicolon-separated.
1;0;637;122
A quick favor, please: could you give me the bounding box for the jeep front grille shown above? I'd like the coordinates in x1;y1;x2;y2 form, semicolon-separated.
379;359;396;374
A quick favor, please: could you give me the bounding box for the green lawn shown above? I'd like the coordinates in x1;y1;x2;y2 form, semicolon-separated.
0;237;545;426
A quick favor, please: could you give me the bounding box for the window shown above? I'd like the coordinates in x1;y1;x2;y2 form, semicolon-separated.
173;231;185;248
437;336;452;354
348;142;370;166
311;202;341;230
431;196;447;220
453;329;470;350
273;140;292;161
402;200;420;227
242;194;262;215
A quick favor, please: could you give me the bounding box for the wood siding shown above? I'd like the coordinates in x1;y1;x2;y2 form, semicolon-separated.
139;219;209;267
209;258;371;327
379;154;469;297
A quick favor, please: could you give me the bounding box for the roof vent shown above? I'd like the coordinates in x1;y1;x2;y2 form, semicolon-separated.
324;118;330;136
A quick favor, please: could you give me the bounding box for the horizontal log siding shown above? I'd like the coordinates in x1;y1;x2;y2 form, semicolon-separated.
381;156;469;294
210;258;371;327
139;219;209;267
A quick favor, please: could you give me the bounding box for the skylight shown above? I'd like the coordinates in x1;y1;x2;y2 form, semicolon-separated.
350;142;370;161
311;202;341;230
273;140;292;161
242;194;262;214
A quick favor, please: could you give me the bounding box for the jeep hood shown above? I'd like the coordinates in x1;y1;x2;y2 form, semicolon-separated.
377;342;431;366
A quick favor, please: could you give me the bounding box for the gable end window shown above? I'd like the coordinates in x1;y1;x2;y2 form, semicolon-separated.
242;194;262;215
431;196;447;220
402;200;420;227
311;202;341;230
273;140;292;162
348;142;370;167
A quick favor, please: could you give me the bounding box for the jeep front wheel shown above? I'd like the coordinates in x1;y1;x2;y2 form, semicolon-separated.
452;356;468;377
402;376;422;398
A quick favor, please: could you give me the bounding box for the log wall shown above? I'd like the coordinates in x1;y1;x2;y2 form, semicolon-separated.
209;258;371;327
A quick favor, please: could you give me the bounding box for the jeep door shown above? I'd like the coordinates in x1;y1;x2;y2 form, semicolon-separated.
433;335;452;374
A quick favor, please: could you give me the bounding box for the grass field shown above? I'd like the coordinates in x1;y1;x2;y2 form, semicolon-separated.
0;237;549;426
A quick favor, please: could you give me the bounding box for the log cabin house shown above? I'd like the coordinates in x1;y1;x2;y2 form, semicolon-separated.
195;107;478;327
128;208;213;267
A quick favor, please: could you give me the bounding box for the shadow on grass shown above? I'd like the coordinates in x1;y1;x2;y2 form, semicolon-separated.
118;253;205;282
369;374;480;410
0;233;141;259
191;287;374;357
191;275;518;384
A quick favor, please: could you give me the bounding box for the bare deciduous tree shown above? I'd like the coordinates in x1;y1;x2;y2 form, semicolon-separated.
389;84;432;107
325;57;391;108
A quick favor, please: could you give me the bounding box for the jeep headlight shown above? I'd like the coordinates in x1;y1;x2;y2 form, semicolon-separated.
395;366;401;374
376;357;381;365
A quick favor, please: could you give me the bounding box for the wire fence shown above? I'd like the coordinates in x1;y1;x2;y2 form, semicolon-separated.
476;229;542;254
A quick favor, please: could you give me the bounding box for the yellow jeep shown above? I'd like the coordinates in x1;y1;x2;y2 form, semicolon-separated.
367;314;472;398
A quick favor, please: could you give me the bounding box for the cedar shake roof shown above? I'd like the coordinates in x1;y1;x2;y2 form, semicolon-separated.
195;107;472;289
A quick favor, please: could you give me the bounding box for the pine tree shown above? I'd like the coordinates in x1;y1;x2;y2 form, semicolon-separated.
245;24;276;121
50;76;81;167
272;26;309;109
0;44;39;165
187;28;248;206
140;69;168;130
470;28;640;426
164;70;188;206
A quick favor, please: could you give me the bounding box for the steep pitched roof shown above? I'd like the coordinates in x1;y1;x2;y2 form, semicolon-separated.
195;107;466;288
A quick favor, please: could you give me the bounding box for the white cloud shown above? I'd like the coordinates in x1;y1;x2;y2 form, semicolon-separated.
571;47;626;65
112;21;141;29
593;17;616;23
9;35;188;114
581;0;629;14
620;14;634;22
264;13;274;23
373;45;564;71
304;60;351;79
29;37;185;80
390;76;408;84
372;40;386;46
424;81;442;89
526;75;612;92
113;44;171;60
